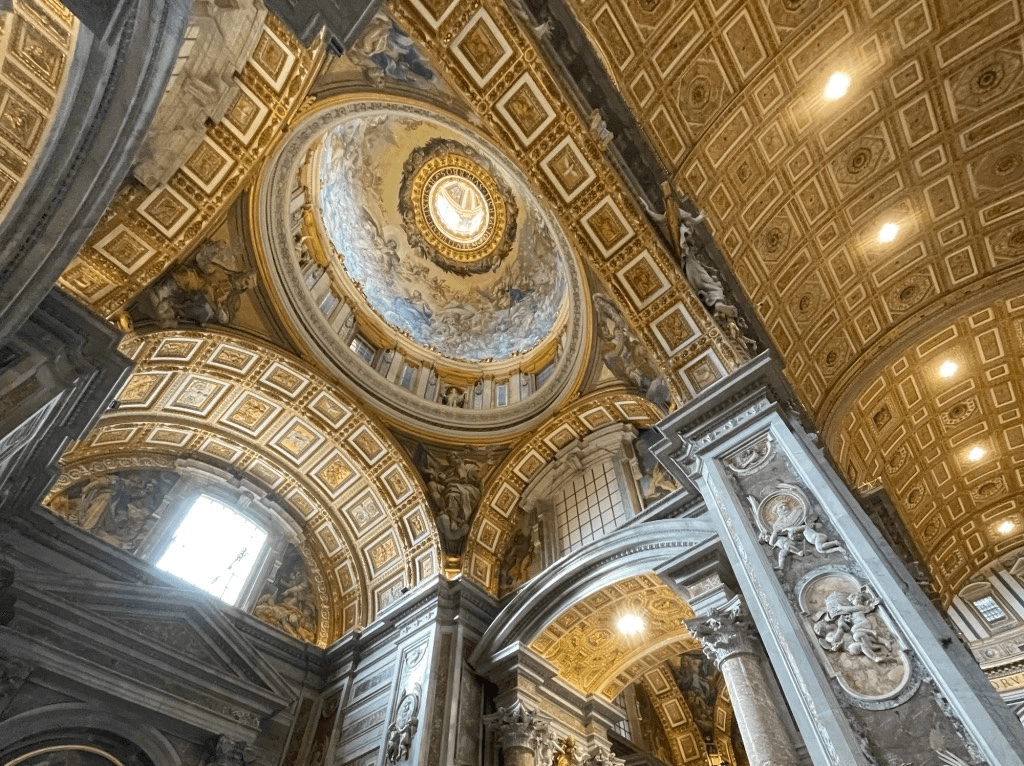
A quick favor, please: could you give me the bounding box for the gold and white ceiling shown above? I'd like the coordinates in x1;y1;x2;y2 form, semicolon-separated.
566;0;1024;603
44;0;1024;645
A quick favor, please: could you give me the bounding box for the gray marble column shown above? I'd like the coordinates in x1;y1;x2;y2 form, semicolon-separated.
687;602;798;766
654;354;1024;766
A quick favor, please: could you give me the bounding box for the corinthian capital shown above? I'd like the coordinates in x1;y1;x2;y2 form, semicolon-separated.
483;701;553;752
685;597;758;666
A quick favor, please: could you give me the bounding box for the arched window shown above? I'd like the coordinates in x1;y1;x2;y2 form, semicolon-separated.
155;494;268;606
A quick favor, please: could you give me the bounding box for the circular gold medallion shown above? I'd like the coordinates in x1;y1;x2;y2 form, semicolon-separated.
400;140;517;275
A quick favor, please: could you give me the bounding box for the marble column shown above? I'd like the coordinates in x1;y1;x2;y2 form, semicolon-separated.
654;353;1024;766
687;600;798;766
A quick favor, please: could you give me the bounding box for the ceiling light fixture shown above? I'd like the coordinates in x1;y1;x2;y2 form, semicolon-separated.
878;222;899;243
997;520;1016;536
938;360;958;378
617;614;645;636
967;446;985;462
824;72;851;100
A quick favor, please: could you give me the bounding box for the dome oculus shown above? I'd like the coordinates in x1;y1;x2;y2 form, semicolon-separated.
399;138;517;275
428;174;489;245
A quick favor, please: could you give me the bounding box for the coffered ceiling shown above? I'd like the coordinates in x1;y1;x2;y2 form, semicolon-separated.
565;0;1024;602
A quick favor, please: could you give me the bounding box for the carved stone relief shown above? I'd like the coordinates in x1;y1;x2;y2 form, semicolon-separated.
483;701;559;761
722;433;773;476
798;569;913;704
49;469;178;553
750;483;843;571
384;685;420;764
418;446;501;557
253;544;318;643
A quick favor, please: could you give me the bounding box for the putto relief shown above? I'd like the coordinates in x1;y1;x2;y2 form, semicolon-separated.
798;569;913;703
749;483;843;571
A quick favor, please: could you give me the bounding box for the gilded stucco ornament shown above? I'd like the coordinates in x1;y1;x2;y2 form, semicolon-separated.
398;138;518;276
749;484;843;570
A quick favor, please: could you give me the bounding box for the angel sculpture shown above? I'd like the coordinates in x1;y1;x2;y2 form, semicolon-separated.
423;452;482;555
812;588;891;663
642;183;737;320
752;485;843;570
144;240;256;328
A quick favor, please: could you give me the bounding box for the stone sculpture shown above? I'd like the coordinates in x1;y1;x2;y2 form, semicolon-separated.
643;184;757;359
384;687;419;764
141;240;256;328
812;587;891;663
53;470;176;553
593;292;671;410
750;484;843;570
422;450;483;555
637;462;678;503
553;735;580;766
253;547;318;643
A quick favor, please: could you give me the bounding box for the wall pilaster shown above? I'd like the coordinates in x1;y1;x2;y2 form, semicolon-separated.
654;353;1024;766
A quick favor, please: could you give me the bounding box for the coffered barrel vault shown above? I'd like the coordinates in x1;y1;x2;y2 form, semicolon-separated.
565;0;1024;602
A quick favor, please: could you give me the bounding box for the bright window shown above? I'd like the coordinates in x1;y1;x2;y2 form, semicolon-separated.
156;495;267;605
973;595;1008;623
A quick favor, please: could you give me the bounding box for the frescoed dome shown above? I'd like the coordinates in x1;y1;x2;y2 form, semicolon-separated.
316;110;569;362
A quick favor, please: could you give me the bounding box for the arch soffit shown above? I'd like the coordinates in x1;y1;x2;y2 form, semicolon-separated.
0;704;182;766
56;327;440;638
464;389;663;593
470;517;718;672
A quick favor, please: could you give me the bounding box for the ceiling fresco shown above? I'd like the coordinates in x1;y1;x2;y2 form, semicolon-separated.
316;109;569;362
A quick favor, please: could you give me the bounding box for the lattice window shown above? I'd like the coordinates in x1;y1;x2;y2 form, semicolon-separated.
554;458;629;555
973;595;1008;623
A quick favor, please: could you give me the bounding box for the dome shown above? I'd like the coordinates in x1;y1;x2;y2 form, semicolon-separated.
316;112;569;362
255;98;588;440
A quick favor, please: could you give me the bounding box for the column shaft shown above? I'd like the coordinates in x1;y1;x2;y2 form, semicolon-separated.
720;652;795;766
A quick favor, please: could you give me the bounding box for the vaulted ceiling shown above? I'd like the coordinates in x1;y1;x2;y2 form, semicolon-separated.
565;0;1024;602
35;0;1024;626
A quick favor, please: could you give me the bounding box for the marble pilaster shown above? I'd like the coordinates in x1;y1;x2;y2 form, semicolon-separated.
654;353;1024;766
